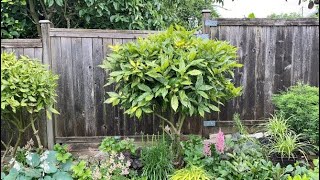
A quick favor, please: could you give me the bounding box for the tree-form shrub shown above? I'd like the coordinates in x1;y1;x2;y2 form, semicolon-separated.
1;52;59;158
100;25;242;164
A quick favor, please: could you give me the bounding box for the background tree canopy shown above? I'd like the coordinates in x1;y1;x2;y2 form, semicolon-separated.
1;0;222;39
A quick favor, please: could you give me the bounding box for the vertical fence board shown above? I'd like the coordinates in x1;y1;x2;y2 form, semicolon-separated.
72;38;86;136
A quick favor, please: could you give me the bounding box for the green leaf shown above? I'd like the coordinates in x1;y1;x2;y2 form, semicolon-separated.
187;70;202;76
26;153;41;167
136;108;142;118
138;84;152;92
208;104;220;112
24;169;42;178
198;91;209;99
53;172;73;180
55;0;63;6
198;85;213;91
171;95;179;112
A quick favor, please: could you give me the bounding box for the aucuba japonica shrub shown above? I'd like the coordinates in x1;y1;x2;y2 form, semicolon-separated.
100;25;242;163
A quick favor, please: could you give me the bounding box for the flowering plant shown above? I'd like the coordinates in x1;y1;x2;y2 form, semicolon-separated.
91;152;136;180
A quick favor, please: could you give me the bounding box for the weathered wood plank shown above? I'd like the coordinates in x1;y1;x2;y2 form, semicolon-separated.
264;27;277;117
51;37;65;137
1;39;42;48
82;38;96;136
60;37;76;137
92;38;106;136
310;27;319;86
102;38;114;135
72;38;86;136
23;48;35;58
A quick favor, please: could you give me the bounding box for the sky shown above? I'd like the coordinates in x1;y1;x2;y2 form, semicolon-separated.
214;0;316;18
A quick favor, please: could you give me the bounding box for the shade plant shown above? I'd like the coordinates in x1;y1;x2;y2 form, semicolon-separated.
100;25;242;164
272;83;319;145
1;52;59;158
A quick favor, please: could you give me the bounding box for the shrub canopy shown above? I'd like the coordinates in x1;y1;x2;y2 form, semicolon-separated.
100;26;242;119
1;52;59;118
272;83;319;145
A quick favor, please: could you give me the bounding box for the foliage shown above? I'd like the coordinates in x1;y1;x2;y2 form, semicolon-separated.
268;132;316;160
283;159;319;180
1;52;59;117
264;114;290;138
1;0;222;38
267;12;303;19
1;52;59;155
141;141;173;180
247;13;256;18
72;160;92;180
233;113;248;135
272;83;319;145
54;144;73;163
99;137;137;154
92;152;137;180
181;135;204;166
101;25;242;119
1;149;73;180
170;165;211;180
1;0;36;38
211;152;284;179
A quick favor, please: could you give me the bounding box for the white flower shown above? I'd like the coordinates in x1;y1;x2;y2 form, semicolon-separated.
13;162;21;171
40;151;49;162
40;161;50;172
26;153;32;162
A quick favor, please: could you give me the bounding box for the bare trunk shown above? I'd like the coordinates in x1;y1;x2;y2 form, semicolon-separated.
28;0;41;37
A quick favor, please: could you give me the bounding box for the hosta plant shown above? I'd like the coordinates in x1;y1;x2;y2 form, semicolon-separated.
1;52;59;157
1;149;73;180
100;25;242;162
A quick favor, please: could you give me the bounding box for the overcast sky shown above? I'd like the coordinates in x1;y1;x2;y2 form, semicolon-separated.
214;0;316;18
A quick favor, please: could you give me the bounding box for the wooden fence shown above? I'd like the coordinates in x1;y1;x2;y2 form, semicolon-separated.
1;17;319;149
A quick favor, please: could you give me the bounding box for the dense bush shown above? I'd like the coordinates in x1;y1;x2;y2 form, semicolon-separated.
99;137;136;154
100;25;242;163
272;84;319;145
1;52;59;156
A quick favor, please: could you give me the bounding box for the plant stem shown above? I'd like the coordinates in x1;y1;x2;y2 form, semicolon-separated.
155;113;177;133
12;131;22;157
1;136;13;164
30;113;43;150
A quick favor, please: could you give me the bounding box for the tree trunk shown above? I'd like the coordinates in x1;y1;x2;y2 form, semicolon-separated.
28;0;41;37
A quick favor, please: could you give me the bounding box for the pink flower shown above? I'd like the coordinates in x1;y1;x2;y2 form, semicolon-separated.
215;128;225;154
203;141;212;157
121;168;129;175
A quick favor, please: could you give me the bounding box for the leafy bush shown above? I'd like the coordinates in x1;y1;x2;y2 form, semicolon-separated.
212;152;284;179
170;165;211;180
272;83;319;144
1;149;73;180
100;25;242;162
71;160;92;180
99;137;136;154
1;52;59;156
181;135;204;166
141;141;173;180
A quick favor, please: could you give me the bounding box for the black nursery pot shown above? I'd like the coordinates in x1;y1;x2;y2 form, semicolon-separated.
269;153;305;167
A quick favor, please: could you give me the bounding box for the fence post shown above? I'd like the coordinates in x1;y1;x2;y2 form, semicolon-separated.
202;9;212;36
40;20;55;150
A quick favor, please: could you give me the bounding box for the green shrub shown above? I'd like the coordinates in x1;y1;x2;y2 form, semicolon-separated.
272;83;319;144
141;141;173;180
170;165;211;180
1;52;59;156
181;135;204;166
100;25;242;162
99;137;136;154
